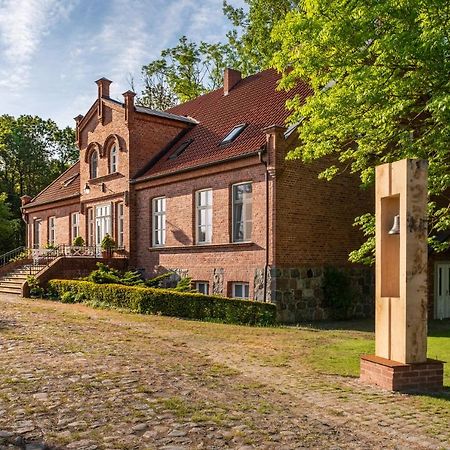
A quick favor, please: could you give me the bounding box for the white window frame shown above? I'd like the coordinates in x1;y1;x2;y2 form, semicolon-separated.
48;216;56;245
95;204;112;246
195;189;213;244
71;212;80;242
33;220;41;249
232;181;253;243
231;282;250;299
117;202;124;248
152;197;166;247
87;208;94;246
90;150;98;179
109;145;118;173
195;281;209;295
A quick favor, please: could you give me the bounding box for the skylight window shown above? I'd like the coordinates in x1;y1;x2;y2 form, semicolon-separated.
221;124;247;145
284;122;299;139
169;139;193;159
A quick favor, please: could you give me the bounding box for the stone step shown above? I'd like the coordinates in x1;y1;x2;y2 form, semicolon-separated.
10;268;45;275
0;275;28;282
0;280;24;287
0;286;22;295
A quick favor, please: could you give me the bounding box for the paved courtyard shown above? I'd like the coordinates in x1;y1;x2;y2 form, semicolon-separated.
0;295;448;450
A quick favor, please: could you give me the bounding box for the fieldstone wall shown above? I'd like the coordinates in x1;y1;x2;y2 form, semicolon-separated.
269;266;374;323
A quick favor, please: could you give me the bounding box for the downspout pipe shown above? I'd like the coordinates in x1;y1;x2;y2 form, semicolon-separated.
258;147;270;302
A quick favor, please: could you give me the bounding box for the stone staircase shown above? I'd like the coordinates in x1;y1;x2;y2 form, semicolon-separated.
0;264;46;296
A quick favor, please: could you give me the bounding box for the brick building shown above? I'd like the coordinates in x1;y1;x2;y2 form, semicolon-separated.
20;68;380;322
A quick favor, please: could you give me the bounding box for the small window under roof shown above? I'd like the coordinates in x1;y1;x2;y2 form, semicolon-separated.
61;173;79;187
169;139;193;159
221;124;247;145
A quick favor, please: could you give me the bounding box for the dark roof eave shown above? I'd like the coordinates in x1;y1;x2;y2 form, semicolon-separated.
132;147;266;185
22;193;81;211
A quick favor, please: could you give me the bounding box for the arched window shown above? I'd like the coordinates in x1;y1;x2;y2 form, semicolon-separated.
90;151;98;179
109;145;118;173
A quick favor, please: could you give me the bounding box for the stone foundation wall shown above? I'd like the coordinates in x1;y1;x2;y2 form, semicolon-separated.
153;264;374;324
270;265;374;323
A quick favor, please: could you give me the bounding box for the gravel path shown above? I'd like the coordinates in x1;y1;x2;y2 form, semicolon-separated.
0;295;448;450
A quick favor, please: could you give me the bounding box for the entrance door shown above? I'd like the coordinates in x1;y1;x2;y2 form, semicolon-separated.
95;204;112;247
435;263;450;319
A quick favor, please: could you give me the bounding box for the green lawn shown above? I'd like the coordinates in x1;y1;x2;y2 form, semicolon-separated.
306;319;450;385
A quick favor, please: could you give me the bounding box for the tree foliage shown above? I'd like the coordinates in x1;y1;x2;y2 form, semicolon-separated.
0;193;21;254
0;114;77;253
223;0;297;75
138;36;239;108
272;0;450;263
137;1;295;108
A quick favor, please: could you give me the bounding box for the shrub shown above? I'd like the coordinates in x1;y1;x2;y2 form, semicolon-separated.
144;272;174;288
322;267;354;320
48;279;277;326
173;276;193;292
26;275;45;298
61;291;76;303
86;263;144;286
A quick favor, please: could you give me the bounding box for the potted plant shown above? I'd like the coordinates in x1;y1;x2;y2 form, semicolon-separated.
101;234;116;259
71;236;85;255
72;236;85;247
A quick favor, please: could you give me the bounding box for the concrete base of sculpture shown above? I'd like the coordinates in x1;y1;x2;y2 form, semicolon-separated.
360;355;444;392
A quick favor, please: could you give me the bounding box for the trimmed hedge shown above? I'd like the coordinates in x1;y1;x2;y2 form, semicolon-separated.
48;280;277;326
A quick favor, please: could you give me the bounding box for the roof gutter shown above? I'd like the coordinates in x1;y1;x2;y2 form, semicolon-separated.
21;193;80;211
131;148;266;185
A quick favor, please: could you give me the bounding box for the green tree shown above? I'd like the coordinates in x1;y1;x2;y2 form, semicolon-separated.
0;115;77;251
0;193;21;254
272;0;450;263
137;2;296;108
139;36;239;108
0;115;77;198
223;0;297;75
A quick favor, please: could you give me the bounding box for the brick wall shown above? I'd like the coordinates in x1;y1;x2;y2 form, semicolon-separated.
273;139;374;267
24;200;79;247
134;157;269;299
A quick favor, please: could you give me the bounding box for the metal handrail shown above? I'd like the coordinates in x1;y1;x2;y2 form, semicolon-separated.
0;246;27;268
0;244;127;276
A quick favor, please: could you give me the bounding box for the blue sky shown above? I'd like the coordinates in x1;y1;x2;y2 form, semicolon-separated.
0;0;244;127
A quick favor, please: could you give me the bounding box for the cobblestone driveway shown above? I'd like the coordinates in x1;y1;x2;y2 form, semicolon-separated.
0;295;448;450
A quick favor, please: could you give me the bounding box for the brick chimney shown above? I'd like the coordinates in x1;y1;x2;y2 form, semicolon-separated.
224;68;241;96
74;114;84;147
95;77;112;99
123;90;136;123
20;195;32;206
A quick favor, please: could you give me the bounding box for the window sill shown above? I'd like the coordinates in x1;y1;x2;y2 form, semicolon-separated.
89;172;123;183
148;242;257;252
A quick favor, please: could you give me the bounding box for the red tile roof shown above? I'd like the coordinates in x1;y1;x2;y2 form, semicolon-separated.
136;69;312;180
23;162;80;209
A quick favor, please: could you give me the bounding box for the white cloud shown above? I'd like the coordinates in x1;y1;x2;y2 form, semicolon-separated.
0;0;76;90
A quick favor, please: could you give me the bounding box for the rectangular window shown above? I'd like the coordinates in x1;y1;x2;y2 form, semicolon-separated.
231;282;250;299
117;203;124;248
87;208;94;246
232;182;252;242
71;212;80;243
195;281;209;295
48;216;56;245
33;220;41;248
152;197;166;247
196;189;212;244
